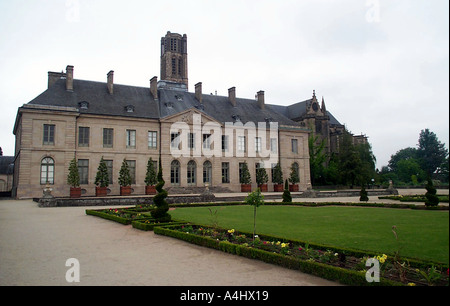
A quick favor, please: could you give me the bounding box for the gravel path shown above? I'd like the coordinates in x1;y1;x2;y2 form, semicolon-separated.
0;199;339;286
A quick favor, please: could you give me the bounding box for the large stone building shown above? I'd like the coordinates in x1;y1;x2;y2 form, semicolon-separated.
12;32;316;199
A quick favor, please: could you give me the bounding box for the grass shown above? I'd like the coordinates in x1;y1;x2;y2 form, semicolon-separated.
170;205;449;264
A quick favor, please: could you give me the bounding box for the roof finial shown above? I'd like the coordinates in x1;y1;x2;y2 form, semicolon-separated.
313;89;316;98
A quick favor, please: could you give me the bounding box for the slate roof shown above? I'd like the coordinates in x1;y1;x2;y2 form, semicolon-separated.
27;78;160;119
0;156;14;175
24;78;302;127
268;99;343;126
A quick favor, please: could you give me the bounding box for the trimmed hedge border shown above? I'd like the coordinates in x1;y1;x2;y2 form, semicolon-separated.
131;219;188;231
85;209;151;225
153;225;403;286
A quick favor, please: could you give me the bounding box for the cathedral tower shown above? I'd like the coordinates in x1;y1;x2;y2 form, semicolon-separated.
160;31;188;90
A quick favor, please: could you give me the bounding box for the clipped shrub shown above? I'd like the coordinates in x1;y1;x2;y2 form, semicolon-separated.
282;179;292;203
151;157;171;221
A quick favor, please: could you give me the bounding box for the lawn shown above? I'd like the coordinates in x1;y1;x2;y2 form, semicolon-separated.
170;205;449;264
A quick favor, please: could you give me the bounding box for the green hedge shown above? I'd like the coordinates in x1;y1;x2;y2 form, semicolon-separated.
153;225;402;286
131;219;188;231
85;209;151;225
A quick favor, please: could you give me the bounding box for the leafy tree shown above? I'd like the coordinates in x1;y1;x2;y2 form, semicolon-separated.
417;129;448;178
396;159;425;183
67;158;80;188
272;163;283;185
309;133;327;185
388;147;418;172
144;157;158;186
94;157;109;187
337;130;361;187
245;188;264;241
289;163;300;184
356;142;377;185
256;167;268;186
118;159;132;187
239;162;252;184
151;157;171;221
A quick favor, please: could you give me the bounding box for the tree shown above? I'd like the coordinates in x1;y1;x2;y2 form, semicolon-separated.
151;157;171;221
282;179;292;203
289;164;300;184
239;162;252;184
256;167;268;186
118;159;132;187
417;129;448;178
309;133;327;185
245;188;264;241
337;130;361;187
272;163;284;185
356;142;377;185
144;157;158;186
424;179;439;207
67;158;80;188
388;147;418;173
94;157;109;187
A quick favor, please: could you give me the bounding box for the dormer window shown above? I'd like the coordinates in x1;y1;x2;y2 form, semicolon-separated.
165;102;174;108
174;94;183;101
195;104;204;111
125;105;135;113
78;101;89;110
232;115;241;123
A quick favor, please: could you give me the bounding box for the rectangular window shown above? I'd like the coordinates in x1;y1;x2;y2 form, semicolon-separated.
188;133;195;149
255;137;262;153
148;131;157;149
171;132;180;149
127;160;136;184
126;129;136;148
171;58;177;75
43;124;55;145
78;127;90;147
222;135;229;152
270;138;278;154
104;160;113;185
78;159;89;185
239;162;245;183
222;162;230;183
203;134;211;150
291;139;298;154
103;128;114;148
238;136;246;152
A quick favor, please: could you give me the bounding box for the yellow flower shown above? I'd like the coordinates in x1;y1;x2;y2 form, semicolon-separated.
407;283;416;286
281;243;289;248
227;229;235;234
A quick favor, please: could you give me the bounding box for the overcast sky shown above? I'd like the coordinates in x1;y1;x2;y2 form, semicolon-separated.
0;0;448;168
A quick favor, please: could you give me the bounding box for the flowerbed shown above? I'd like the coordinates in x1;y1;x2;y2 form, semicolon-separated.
132;219;188;231
379;194;449;203
86;208;153;225
154;224;449;286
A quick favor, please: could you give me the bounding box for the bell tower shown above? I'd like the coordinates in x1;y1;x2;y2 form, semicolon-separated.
160;31;188;90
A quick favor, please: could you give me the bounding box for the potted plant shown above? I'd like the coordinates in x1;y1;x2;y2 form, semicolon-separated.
256;166;268;192
118;158;132;196
144;157;157;195
272;163;284;192
239;162;252;192
67;158;81;198
94;157;109;197
289;163;300;192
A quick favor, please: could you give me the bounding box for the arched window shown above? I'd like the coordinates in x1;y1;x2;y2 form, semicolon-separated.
170;160;180;185
187;160;196;186
40;157;55;185
203;161;212;185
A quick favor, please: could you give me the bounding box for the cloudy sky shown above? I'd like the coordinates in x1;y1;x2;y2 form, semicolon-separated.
0;0;448;168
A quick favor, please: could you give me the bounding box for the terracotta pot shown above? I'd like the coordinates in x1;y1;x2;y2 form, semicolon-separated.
145;185;156;195
273;184;284;192
258;184;268;192
289;184;299;192
120;186;132;196
70;187;81;198
95;186;108;197
241;184;252;192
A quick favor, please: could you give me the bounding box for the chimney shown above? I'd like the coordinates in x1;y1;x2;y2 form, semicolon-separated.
48;71;65;89
107;70;114;95
66;65;74;91
195;82;202;104
150;76;158;100
228;87;236;107
257;90;265;110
